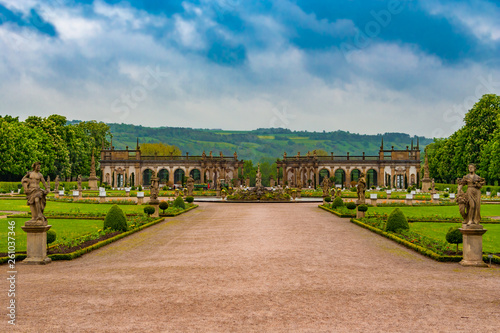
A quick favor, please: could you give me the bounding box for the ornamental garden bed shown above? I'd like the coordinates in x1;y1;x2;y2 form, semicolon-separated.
0;204;198;263
350;217;500;264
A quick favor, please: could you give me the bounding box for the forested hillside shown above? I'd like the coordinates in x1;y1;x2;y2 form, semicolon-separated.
102;124;431;162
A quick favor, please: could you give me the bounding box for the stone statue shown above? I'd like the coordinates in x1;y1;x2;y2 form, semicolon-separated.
458;164;485;226
202;151;206;159
209;151;213;158
336;189;342;198
234;152;238;160
296;178;302;189
21;162;49;225
187;175;195;196
256;164;262;187
47;175;51;191
321;176;331;196
216;178;221;191
150;171;159;202
220;151;224;159
54;175;60;192
283;152;287;159
431;178;435;192
357;173;366;202
77;175;82;191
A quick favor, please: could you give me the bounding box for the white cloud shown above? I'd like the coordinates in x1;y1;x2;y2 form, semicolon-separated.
422;0;500;42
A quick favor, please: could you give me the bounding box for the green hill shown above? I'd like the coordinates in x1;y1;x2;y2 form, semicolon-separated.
103;123;432;163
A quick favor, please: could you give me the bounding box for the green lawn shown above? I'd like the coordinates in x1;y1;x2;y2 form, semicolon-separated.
0;199;146;214
0;218;103;252
369;205;500;218
410;222;500;254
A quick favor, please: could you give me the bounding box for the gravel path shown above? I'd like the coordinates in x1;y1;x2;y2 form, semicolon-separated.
3;203;500;332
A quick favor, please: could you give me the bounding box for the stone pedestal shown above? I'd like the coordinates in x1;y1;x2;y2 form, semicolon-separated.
368;198;377;206
421;178;431;192
460;226;488;267
137;197;144;204
55;193;59;199
356;210;365;219
151;204;159;217
405;199;413;206
21;225;52;265
99;196;106;203
88;176;98;191
216;189;221;197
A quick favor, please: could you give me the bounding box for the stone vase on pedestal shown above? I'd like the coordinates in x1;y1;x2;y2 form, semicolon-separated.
21;224;52;265
460;226;488;267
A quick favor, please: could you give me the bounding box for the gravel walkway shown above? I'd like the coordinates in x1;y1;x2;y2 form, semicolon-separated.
3;203;499;332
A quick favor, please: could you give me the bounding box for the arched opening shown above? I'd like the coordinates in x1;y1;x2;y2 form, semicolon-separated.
142;169;153;186
117;174;124;188
334;169;346;187
385;173;391;188
174;169;185;185
190;169;201;182
130;173;135;187
367;169;378;189
319;169;330;185
396;174;404;189
158;169;169;184
350;169;361;185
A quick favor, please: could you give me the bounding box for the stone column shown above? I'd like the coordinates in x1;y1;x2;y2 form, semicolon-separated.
21;225;52;265
460;226;488;267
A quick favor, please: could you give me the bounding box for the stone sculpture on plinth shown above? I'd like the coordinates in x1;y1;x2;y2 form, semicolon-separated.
54;175;60;192
321;176;331;197
356;173;366;204
421;150;432;192
187;175;195;196
21;162;52;264
458;164;487;267
88;150;98;191
255;164;262;188
149;171;160;217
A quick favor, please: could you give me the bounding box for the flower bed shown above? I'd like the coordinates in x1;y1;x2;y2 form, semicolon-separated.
0;205;198;264
351;217;500;264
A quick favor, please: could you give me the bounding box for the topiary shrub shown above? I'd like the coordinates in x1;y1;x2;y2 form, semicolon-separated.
173;196;186;209
104;205;128;232
331;196;344;208
143;205;155;216
357;204;368;212
324;196;332;203
159;201;169;214
185;196;194;203
346;202;357;210
46;229;57;245
446;227;463;254
385;208;409;233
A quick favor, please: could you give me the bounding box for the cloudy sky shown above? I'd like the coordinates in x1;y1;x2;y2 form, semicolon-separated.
1;0;499;137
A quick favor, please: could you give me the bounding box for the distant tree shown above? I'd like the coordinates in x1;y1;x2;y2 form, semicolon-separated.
140;143;181;156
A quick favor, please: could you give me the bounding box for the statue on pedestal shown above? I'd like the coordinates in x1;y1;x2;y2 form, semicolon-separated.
458;164;485;226
187;175;195;196
47;175;51;191
77;175;82;191
21;162;49;225
321;176;331;196
150;171;159;203
357;173;366;202
54;175;60;192
256;164;262;188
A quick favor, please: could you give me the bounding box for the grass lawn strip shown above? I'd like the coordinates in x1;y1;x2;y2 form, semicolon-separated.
0;204;198;264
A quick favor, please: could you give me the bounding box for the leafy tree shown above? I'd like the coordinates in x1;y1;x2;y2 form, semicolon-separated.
140;143;181;156
445;227;463;254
